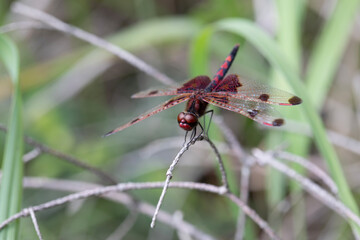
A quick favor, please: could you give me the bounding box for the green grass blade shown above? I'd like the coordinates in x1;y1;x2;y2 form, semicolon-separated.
194;18;360;233
267;1;308;238
267;0;306;202
215;18;360;234
189;27;213;76
306;0;360;108
0;35;23;240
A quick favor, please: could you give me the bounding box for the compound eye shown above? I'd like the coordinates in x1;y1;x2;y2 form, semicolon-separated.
184;113;198;125
178;112;198;131
177;112;186;123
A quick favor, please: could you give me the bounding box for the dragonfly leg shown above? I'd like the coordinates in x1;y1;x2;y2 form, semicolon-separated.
182;130;189;147
186;126;197;143
198;122;204;136
202;110;214;137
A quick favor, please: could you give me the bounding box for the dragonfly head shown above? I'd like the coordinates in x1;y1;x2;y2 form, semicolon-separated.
177;112;198;131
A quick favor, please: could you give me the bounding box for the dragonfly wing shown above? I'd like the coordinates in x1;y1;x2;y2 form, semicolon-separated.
212;74;302;106
104;94;190;136
203;95;285;127
132;76;211;98
132;87;180;98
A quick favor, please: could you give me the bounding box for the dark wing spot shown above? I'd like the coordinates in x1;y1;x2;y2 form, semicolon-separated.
248;109;259;118
131;118;140;124
259;94;270;102
149;90;158;95
288;96;302;105
272;118;284;126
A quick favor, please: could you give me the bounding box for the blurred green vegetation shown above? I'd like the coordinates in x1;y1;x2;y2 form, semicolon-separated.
0;35;22;240
0;0;360;239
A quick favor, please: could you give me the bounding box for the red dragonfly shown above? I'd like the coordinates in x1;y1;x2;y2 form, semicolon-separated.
105;44;302;137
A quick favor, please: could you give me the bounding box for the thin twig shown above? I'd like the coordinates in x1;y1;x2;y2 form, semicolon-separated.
12;2;176;86
0;179;279;240
213;116;253;240
252;148;360;229
213;116;253;239
0;123;117;185
0;182;221;230
353;74;360;128
150;136;201;228
151;134;230;228
274;150;338;195
203;135;229;191
23;148;42;163
122;136;230;163
0;21;50;34
327;130;360;156
151;174;172;228
23;177;215;240
29;208;43;240
212;116;246;161
235;164;251;240
173;211;192;240
226;192;280;240
274;119;360;156
26;138;118;184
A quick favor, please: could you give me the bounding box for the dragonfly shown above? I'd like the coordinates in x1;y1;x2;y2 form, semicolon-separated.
104;44;302;137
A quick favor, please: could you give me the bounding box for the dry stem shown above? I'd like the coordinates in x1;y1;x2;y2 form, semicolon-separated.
12;2;176;86
0;180;279;240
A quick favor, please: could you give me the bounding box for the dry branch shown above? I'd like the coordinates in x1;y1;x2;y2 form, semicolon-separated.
11;2;176;86
23;177;215;240
151;134;229;228
0;123;117;185
29;208;43;240
0;179;279;240
253;149;360;228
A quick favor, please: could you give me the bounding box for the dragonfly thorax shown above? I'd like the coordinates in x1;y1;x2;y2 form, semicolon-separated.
177;112;198;131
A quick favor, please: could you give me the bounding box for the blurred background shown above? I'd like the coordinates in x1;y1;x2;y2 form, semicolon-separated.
0;0;360;239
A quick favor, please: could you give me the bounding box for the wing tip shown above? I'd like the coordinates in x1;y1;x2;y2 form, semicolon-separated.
102;130;115;137
131;93;140;98
263;118;285;127
288;96;302;105
103;128;122;137
272;118;284;126
132;90;164;98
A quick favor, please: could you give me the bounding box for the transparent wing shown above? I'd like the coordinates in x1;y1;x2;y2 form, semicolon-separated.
212;74;302;106
203;95;285;127
132;87;180;98
104;94;190;136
